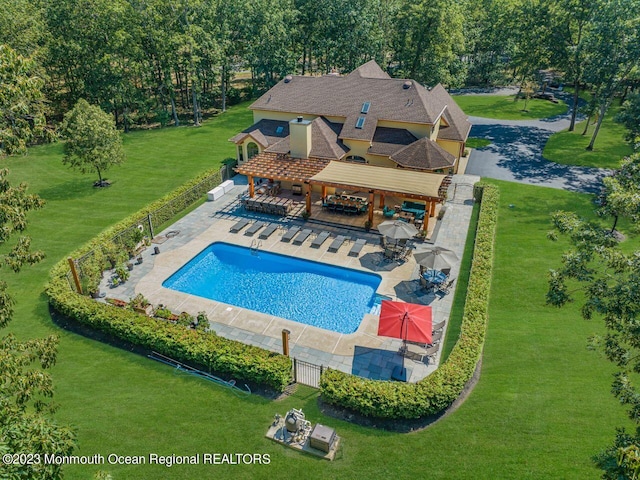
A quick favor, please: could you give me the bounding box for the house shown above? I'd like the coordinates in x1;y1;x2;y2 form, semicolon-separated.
230;61;471;232
229;60;471;174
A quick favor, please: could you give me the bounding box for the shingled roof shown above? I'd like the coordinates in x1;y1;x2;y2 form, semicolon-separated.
250;65;444;125
264;117;348;160
228;119;289;147
368;127;418;156
429;84;471;142
390;137;456;171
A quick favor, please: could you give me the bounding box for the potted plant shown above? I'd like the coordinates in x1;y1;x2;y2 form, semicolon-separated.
115;263;129;283
364;219;372;231
301;211;311;221
129;293;153;316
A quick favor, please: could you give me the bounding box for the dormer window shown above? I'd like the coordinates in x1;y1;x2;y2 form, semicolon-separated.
355;116;366;129
361;102;371;114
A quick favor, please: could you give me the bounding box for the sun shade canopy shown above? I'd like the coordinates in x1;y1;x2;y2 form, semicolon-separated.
378;300;432;344
309;161;446;200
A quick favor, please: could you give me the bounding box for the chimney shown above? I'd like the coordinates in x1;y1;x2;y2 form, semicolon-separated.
289;117;312;159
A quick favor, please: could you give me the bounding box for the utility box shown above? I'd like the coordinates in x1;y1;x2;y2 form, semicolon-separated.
309;424;336;453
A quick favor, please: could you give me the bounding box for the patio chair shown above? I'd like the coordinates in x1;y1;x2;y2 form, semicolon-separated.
244;221;265;236
437;278;455;295
441;267;451;277
348;238;367;257
432;320;446;332
258;223;277;239
292;228;312;245
428;330;443;346
383;205;395;218
281;225;301;242
311;231;330;248
405;343;439;363
229;218;250;233
328;235;346;253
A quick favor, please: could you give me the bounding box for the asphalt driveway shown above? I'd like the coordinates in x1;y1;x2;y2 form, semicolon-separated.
463;92;609;194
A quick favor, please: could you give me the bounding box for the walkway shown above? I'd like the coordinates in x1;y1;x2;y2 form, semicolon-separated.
461;90;609;194
100;174;479;384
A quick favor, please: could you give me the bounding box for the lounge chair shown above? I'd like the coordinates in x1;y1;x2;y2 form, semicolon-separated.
244;221;265;236
229;218;250;233
311;231;330;248
292;228;312;245
348;238;367;257
405;343;439;363
281;225;301;242
437;278;455;295
258;223;277;239
432;320;446;332
428;330;443;345
327;235;346;253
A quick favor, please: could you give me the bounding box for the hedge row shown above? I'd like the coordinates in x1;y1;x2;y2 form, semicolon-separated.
46;167;293;392
320;183;499;419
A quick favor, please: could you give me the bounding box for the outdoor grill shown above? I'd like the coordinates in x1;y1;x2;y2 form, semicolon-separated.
309;424;337;453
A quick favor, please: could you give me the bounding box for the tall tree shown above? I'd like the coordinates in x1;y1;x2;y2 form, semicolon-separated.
583;0;640;151
392;0;466;87
616;92;640;149
61;99;125;186
0;168;76;479
547;153;640;479
549;0;599;131
0;45;49;156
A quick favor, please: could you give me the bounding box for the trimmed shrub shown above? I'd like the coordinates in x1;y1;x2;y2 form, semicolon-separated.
46;167;293;392
319;183;499;419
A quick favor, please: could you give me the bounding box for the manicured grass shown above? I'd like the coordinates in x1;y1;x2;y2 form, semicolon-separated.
543;105;633;169
1;108;635;479
453;94;568;120
467;137;492;149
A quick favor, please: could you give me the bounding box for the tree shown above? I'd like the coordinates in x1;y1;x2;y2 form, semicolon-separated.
62;99;125;186
597;153;640;232
0;168;76;478
616;92;640;150
547;155;640;478
583;0;640;151
0;45;49;156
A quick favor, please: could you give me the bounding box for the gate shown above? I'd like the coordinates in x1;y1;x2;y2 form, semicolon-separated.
293;358;324;389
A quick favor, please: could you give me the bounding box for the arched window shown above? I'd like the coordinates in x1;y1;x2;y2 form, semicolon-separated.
247;142;259;159
345;155;367;164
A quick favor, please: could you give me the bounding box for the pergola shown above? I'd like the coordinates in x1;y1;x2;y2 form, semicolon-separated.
235;155;447;232
308;161;446;231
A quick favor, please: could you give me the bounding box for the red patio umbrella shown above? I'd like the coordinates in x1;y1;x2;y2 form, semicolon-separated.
378;300;432;346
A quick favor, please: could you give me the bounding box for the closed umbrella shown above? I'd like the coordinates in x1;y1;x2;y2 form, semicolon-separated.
413;246;459;271
377;220;418;240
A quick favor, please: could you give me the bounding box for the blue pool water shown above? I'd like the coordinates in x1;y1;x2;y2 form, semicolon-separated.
162;242;382;334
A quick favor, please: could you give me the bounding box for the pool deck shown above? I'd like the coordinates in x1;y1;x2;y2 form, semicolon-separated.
101;173;479;383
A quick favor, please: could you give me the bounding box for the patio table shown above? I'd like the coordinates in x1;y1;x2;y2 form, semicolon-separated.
423;269;447;285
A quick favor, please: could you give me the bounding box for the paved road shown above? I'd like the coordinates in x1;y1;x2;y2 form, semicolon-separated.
462;91;609;194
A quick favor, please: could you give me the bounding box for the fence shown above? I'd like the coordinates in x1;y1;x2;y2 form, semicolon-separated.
293;358;324;389
67;162;236;293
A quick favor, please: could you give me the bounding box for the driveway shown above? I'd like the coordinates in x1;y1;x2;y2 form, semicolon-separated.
462;91;609;194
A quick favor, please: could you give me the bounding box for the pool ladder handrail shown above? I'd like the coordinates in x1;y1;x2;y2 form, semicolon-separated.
250;239;262;255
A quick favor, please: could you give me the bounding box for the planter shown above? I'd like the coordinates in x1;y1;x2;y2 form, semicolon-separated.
133;304;154;316
136;255;143;264
127;263;134;271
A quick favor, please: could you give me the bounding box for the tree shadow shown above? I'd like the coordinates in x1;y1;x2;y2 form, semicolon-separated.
38;178;103;201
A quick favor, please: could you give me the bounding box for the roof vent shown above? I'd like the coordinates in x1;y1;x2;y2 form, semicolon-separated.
284;75;293;83
297;116;303;123
403;81;412;90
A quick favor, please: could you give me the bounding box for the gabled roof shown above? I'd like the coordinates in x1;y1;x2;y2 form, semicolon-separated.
347;60;391;79
339;113;377;141
428;84;471;142
250;66;443;125
390;137;456;171
228;119;289;147
264;117;348;160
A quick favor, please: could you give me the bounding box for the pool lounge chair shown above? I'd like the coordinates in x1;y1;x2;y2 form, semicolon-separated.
328;235;346;253
244;221;265;236
432;320;446;332
292;228;312;245
281;225;301;242
405;343;439;363
258;223;277;239
348;238;367;257
310;231;330;248
229;218;250;233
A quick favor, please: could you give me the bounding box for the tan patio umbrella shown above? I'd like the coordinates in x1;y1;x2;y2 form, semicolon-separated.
377;220;418;240
413;246;459;271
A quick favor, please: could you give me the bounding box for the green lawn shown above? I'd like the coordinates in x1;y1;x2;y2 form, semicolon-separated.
1;108;634;479
467;137;492;149
543;105;633;169
453;94;568;120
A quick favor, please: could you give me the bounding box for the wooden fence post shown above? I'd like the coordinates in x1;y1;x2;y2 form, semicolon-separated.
68;257;83;294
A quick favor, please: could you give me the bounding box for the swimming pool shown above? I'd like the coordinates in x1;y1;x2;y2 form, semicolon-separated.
162;242;382;334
